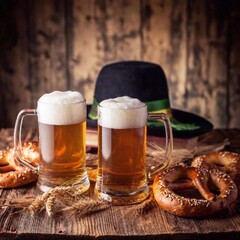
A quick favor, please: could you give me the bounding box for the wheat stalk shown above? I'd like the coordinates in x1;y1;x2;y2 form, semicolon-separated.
2;185;111;217
63;197;111;218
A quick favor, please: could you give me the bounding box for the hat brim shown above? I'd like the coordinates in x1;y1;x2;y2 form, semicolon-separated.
86;105;213;138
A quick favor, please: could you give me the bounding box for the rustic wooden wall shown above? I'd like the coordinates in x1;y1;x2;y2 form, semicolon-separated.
0;0;239;129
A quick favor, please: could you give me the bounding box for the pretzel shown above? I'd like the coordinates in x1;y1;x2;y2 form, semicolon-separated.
192;152;240;188
0;142;39;188
153;166;238;217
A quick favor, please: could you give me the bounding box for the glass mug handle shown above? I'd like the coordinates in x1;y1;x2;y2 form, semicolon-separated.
147;112;173;181
14;109;38;171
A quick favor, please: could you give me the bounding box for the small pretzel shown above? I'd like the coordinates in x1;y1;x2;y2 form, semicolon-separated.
192;152;240;188
153;166;238;217
0;142;39;188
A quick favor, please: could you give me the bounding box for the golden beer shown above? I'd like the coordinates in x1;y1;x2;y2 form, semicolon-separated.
38;121;87;190
95;96;149;204
14;91;90;192
36;91;89;192
97;125;147;195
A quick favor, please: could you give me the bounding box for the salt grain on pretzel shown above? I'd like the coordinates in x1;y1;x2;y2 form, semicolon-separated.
192;151;240;188
153;165;238;217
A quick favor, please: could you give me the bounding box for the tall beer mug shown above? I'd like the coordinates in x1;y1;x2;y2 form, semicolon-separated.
14;91;90;192
95;96;173;205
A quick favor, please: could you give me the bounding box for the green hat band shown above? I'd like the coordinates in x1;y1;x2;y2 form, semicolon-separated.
88;98;199;131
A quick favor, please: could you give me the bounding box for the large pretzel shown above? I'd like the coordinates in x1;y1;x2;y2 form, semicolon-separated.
153;166;238;217
0;142;39;188
192;151;240;188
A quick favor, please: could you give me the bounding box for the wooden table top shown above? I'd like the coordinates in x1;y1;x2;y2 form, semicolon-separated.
0;128;240;240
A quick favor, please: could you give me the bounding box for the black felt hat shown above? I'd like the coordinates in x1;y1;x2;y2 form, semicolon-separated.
87;61;213;138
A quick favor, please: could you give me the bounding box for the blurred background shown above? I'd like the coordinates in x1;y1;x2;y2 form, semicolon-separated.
0;0;239;129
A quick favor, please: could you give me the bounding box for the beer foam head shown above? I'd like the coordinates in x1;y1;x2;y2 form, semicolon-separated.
98;96;147;129
39;91;84;104
37;91;86;125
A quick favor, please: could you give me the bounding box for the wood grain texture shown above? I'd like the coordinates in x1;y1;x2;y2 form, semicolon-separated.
141;0;173;86
186;0;230;128
27;0;67;103
0;182;240;239
70;0;142;104
0;0;240;129
69;0;99;103
0;129;240;239
0;0;31;127
229;0;240;128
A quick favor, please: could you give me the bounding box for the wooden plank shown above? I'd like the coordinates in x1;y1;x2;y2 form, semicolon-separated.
186;0;230;128
108;0;141;61
70;0;141;104
27;0;67;104
0;0;240;130
167;0;187;109
0;0;30;128
142;0;187;108
186;0;209;119
69;0;100;104
142;0;173;85
0;178;240;238
0;128;240;239
229;0;240;128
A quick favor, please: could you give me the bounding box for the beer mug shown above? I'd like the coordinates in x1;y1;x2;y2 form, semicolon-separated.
14;91;90;192
95;96;173;205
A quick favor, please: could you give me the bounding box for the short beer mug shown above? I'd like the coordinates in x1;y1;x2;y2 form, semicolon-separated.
14;91;90;192
95;96;173;204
